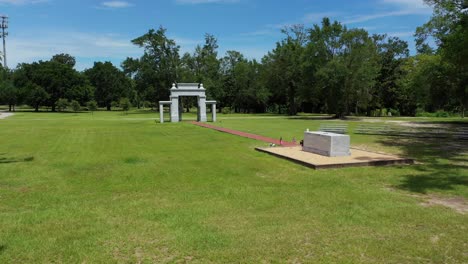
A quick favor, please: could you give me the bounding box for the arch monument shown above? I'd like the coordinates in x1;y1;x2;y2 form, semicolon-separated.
159;83;217;123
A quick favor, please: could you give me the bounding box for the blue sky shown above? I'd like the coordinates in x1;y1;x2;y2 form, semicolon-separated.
1;0;433;70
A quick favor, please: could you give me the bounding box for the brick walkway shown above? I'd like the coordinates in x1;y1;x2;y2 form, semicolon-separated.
191;121;298;146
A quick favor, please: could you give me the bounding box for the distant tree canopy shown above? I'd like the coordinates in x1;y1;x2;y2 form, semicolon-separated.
12;57;91;111
85;61;131;111
1;1;466;117
122;27;180;107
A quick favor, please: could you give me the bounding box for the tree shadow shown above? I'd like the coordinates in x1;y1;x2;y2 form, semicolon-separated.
287;116;335;121
0;154;34;164
124;110;158;115
376;123;468;195
381;136;466;161
0;244;6;254
397;164;468;194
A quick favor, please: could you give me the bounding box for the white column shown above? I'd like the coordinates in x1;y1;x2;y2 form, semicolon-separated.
170;96;179;122
198;96;207;122
159;103;164;123
212;104;217;122
179;98;183;121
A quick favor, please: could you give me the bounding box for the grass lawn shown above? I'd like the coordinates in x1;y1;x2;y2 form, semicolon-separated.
0;110;467;263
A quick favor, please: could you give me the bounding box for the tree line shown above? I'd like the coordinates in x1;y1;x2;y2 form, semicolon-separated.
0;0;466;117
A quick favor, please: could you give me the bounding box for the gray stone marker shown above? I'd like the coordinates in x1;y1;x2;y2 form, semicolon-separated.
303;131;351;157
158;83;217;123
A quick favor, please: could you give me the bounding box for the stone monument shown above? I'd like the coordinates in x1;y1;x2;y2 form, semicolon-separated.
303;131;351;157
159;83;217;123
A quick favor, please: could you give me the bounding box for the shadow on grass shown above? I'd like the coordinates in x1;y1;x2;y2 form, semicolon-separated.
0;154;34;164
124;109;158;115
376;123;468;195
287;116;335;121
398;165;468;194
0;245;6;254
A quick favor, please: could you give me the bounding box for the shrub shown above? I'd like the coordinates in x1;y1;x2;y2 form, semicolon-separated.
111;101;119;110
87;100;98;114
415;109;451;118
388;108;400;117
435;110;450;118
142;101;153;110
56;98;69;112
70;100;81;113
120;97;131;114
221;107;231;114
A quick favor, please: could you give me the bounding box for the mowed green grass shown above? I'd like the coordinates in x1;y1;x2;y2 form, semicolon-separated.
0;111;467;263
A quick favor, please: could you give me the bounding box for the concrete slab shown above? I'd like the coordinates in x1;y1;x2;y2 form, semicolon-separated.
255;146;414;170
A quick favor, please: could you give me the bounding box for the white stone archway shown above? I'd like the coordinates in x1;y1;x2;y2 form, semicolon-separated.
159;83;217;123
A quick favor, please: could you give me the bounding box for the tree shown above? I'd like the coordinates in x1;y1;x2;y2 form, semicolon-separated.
24;83;49;112
372;35;410;115
51;53;76;68
302;19;380;117
219;50;246;111
340;28;380;115
400;54;454;113
0;67;18;112
13;56;87;112
87;100;98;115
70;100;81;113
65;72;95;106
85;61;131;111
195;34;222;101
263;25;307;115
124;27;180;105
0;80;17;112
415;0;467;117
302;18;345;113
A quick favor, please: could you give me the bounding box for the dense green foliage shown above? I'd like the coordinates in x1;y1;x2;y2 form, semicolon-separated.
85;62;132;111
0;2;466;117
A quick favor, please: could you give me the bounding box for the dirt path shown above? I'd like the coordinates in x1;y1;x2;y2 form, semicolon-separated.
191;121;298;146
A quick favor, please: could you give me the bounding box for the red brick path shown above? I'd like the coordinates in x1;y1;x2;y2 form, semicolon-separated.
191;121;298;147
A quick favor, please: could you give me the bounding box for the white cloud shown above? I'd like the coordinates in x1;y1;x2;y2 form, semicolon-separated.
8;31;140;70
0;0;49;5
344;10;410;24
343;3;431;24
175;0;239;4
340;0;431;24
7;31;205;70
382;0;429;10
100;1;133;8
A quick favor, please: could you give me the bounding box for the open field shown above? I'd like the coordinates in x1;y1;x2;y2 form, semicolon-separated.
0;110;467;263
